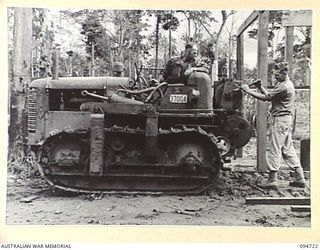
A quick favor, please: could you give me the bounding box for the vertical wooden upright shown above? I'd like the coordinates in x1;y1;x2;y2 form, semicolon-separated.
236;11;260;159
236;34;244;81
256;11;269;172
285;27;294;79
236;34;244;157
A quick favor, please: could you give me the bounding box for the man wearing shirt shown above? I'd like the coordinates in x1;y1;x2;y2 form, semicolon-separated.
162;44;210;83
241;61;306;189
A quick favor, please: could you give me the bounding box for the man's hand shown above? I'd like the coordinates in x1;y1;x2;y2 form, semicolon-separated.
241;83;250;93
252;79;262;88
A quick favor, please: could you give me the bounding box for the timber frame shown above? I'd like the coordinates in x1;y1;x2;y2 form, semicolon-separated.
237;10;269;172
236;10;312;172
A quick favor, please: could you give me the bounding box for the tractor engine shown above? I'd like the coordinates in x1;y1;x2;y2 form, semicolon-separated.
27;72;251;194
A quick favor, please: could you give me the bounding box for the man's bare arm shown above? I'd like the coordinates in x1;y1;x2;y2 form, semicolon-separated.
241;84;270;101
257;85;269;96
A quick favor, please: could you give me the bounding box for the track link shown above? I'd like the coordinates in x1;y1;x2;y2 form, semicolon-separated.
37;125;222;194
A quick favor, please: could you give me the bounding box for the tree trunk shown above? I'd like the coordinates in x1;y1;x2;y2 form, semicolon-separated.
168;11;172;58
187;16;191;39
128;60;132;78
52;49;59;79
155;15;160;78
117;11;124;63
9;7;33;153
228;36;234;78
137;33;141;67
214;11;227;61
91;41;95;76
110;50;114;76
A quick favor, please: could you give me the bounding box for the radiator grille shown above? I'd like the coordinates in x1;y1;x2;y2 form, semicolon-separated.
27;89;37;132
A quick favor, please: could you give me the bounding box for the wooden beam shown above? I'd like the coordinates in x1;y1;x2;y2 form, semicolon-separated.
291;206;311;213
300;139;310;171
269;86;310;90
236;34;244;158
282;10;312;27
236;34;244;80
246;197;310;205
248;86;310;90
256;11;269;172
290;170;310;179
285;26;294;79
237;11;261;36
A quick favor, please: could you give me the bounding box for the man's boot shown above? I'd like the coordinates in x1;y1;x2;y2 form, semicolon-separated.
258;171;278;189
289;167;306;188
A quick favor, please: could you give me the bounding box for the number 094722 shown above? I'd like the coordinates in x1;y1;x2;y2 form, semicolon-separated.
300;244;319;249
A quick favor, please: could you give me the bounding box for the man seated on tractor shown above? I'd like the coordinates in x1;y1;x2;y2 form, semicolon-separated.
161;43;211;84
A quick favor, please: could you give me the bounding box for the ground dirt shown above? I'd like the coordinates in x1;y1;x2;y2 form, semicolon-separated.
6;147;311;227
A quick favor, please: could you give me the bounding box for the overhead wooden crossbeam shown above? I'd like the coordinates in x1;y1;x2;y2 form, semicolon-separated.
282;10;312;27
283;10;313;80
237;10;261;36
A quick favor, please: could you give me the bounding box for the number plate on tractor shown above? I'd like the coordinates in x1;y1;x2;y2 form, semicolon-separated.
169;94;188;103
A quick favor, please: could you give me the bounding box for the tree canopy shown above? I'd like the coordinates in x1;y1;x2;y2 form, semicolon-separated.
7;8;312;82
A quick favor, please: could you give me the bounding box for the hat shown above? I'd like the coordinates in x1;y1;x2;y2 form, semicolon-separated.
185;43;193;50
274;61;289;73
113;62;124;72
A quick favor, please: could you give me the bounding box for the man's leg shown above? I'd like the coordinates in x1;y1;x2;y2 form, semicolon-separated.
282;124;306;188
260;119;284;188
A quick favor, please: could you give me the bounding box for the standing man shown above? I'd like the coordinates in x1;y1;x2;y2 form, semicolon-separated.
241;61;306;189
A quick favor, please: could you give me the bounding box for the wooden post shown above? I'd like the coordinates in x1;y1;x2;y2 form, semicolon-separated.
300;139;310;171
236;34;244;81
235;11;260;159
285;27;294;79
235;34;244;157
256;11;269;172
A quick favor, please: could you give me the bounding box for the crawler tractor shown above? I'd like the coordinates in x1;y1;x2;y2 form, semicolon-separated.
27;70;251;194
